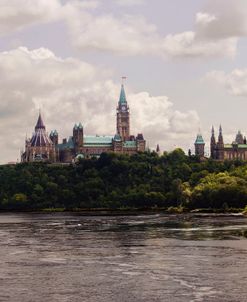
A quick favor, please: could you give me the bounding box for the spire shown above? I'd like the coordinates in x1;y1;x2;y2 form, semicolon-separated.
35;112;45;130
119;84;127;105
156;144;160;153
211;126;215;135
218;124;224;145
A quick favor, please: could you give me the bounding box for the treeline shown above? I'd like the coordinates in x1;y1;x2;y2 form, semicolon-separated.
1;149;247;211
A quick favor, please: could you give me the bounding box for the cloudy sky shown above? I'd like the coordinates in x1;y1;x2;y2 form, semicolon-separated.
1;0;247;163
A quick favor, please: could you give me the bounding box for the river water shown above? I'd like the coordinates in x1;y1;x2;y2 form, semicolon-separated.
0;213;247;302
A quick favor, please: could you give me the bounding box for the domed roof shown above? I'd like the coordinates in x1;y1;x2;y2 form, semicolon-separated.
30;113;53;147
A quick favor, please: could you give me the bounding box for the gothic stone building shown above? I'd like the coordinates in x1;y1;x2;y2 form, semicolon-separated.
21;113;56;162
210;126;247;160
194;132;205;158
194;126;247;161
22;84;146;163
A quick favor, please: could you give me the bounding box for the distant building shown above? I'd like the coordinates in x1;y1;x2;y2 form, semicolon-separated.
156;144;160;155
21;113;56;162
21;83;146;163
194;132;205;158
210;126;247;160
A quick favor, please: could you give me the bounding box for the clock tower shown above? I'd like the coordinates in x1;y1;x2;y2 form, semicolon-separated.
117;83;130;141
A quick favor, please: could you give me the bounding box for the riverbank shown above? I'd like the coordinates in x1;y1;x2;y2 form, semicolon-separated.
0;206;246;216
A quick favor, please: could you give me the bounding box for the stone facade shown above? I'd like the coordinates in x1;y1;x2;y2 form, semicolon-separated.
22;84;146;163
194;126;247;161
210;126;247;161
21;113;56;162
194;132;205;158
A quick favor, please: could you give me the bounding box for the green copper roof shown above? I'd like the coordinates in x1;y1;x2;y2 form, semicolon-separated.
224;144;247;149
123;141;137;148
195;134;205;145
119;84;127;105
84;135;114;145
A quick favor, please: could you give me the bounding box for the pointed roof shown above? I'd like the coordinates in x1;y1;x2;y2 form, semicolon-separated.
119;84;127;105
35;112;45;130
78;122;83;129
195;133;205;145
235;130;244;144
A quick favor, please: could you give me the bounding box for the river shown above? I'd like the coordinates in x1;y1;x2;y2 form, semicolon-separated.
0;212;247;302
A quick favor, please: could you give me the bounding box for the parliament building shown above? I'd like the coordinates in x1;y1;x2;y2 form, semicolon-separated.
21;84;146;163
194;126;247;161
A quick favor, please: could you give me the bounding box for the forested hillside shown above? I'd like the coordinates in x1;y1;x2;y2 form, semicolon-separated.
1;149;247;211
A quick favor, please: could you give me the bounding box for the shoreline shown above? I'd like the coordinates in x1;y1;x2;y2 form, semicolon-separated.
0;207;245;216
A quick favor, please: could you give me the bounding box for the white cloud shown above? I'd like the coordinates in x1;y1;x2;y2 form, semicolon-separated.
0;0;243;59
0;0;62;35
196;0;247;39
196;12;216;26
62;0;240;59
0;47;200;163
115;0;145;7
129;92;200;151
206;69;247;96
63;3;160;56
162;31;237;58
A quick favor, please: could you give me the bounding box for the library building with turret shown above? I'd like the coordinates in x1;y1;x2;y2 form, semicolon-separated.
21;83;146;163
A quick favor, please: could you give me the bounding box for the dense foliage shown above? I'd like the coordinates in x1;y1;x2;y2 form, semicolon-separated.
1;149;247;211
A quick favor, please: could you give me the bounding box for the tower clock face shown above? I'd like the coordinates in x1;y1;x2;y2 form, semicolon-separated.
122;105;126;111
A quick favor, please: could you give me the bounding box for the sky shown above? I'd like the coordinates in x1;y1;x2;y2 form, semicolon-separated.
1;0;247;163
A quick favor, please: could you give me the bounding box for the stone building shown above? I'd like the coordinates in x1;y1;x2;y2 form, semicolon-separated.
21;113;56;162
194;132;205;158
22;84;146;163
210;126;247;160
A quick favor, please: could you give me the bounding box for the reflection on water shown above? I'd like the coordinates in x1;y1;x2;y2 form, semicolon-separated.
0;213;247;302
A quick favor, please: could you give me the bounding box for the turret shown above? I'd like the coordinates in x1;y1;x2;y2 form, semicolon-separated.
73;123;83;151
136;133;146;152
112;134;123;152
235;130;244;144
50;130;58;145
194;132;205;158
